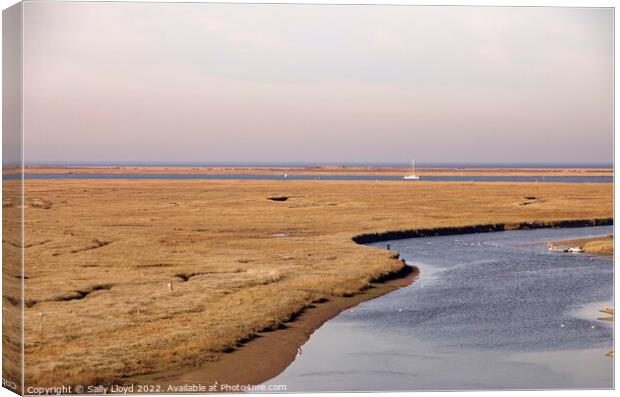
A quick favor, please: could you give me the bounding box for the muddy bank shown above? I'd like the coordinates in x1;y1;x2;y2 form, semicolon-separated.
130;264;418;390
352;218;613;244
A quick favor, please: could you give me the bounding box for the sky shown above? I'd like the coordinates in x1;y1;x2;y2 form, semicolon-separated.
20;2;614;165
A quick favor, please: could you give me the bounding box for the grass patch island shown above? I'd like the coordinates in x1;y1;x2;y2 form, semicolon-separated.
550;235;614;255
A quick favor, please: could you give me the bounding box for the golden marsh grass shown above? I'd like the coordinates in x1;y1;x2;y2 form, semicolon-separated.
1;179;612;387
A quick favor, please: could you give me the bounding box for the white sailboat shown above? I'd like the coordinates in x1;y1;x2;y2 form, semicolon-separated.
403;158;420;180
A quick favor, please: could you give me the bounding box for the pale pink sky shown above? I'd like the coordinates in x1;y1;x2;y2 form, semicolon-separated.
22;2;613;164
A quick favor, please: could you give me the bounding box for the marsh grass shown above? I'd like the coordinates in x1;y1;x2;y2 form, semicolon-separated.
584;237;613;255
1;179;612;387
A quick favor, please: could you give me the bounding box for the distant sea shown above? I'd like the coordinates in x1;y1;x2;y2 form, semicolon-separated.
6;162;613;183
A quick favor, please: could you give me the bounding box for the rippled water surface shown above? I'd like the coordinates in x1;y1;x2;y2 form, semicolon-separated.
266;226;614;391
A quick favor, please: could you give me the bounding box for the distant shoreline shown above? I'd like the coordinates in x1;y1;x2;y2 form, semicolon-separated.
11;165;614;177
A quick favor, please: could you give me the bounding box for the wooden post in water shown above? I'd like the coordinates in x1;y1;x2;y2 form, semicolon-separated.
387;243;391;251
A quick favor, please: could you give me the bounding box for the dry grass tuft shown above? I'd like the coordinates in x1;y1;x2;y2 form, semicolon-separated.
584;236;613;255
